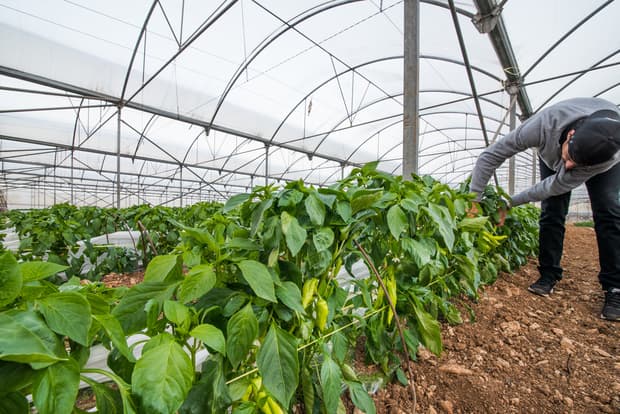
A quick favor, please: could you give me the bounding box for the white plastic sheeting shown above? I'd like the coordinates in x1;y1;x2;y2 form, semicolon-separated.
0;0;618;209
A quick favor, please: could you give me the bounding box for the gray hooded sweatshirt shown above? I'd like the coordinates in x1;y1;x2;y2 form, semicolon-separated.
470;97;620;206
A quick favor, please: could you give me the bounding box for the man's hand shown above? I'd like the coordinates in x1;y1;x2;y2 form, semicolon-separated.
497;207;507;227
467;201;507;226
467;201;480;218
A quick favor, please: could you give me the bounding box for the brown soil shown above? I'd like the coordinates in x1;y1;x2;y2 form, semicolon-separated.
101;270;144;287
372;224;620;414
98;225;620;413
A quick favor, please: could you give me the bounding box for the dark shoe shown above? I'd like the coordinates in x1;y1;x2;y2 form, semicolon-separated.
527;275;557;297
601;288;620;321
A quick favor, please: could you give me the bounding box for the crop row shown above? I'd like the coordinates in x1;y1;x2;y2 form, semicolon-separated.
0;163;539;413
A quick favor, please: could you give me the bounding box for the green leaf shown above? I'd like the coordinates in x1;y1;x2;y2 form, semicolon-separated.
387;204;408;240
395;367;409;385
179;354;231;414
312;227;335;252
400;196;423;213
132;341;194;414
331;331;348;363
112;282;178;334
190;324;226;355
413;305;442;355
262;216;282;251
336;201;352;223
0;361;35;393
226;304;258;369
275;281;305;314
86;293;110;315
361;160;379;174
164;300;191;329
277;189;304;207
307;249;331;275
320;355;342;414
351;189;382;214
457;216;489;232
0;311;65;366
230;402;256;414
0;392;29;414
305;195;325;226
106;348;135;385
347;381;376;414
144;254;183;283
178;264;216;304
37;292;92;346
93;314;134;362
0;251;21;307
401;237;434;268
226;238;261;251
257;325;300;409
19;261;68;282
422;204;455;251
174;222;218;252
223;193;251;213
250;198;273;236
316;191;337;208
237;260;276;302
87;381;123;414
32;359;80;414
281;212;307;257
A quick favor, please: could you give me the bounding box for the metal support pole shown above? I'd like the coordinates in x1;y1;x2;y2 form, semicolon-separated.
403;0;420;179
71;151;75;206
508;101;516;195
116;106;121;209
179;166;183;207
265;144;269;186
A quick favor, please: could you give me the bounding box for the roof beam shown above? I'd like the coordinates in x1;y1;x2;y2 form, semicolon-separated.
473;0;533;119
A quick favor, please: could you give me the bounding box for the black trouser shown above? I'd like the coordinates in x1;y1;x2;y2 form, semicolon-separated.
538;159;620;290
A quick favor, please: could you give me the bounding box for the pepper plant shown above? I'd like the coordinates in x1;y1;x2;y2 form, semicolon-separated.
0;163;539;413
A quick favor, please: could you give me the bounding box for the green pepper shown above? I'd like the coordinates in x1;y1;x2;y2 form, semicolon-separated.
257;391;272;414
386;275;397;325
315;297;329;331
301;278;318;309
267;397;284;414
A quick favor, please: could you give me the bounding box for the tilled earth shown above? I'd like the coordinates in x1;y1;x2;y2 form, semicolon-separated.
371;225;620;414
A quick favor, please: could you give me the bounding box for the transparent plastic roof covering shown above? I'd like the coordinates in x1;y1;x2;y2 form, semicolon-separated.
1;0;618;208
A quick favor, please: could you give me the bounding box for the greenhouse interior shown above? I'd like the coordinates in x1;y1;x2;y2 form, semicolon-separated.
0;0;616;214
1;1;619;414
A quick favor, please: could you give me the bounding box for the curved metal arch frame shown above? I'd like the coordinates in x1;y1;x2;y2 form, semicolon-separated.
307;87;509;158
521;0;614;80
208;0;364;132
343;107;508;164
121;0;239;107
267;54;503;159
208;0;480;132
257;89;510;180
0;1;506;194
535;50;620;112
4;2;618;205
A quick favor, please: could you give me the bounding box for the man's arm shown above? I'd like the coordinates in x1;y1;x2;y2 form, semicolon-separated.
470;127;528;200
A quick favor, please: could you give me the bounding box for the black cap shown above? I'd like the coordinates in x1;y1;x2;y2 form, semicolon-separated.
568;109;620;166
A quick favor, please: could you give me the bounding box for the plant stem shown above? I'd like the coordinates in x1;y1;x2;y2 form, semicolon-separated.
354;239;417;414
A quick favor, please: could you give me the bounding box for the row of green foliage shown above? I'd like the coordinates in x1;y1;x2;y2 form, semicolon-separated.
0;164;539;414
0;202;223;281
573;220;594;227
